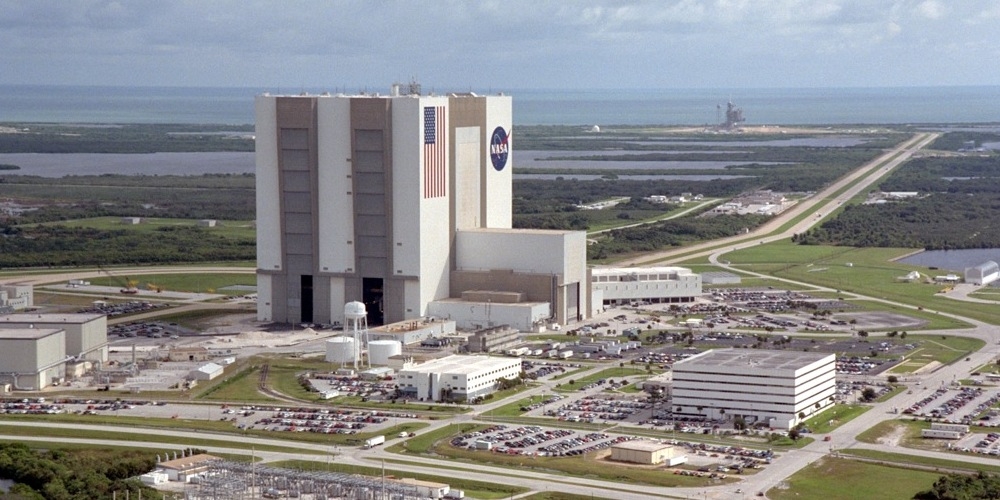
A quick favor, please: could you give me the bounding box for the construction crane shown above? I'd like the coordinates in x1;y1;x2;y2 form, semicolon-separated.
97;265;139;294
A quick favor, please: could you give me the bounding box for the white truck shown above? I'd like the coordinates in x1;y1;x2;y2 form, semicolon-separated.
364;435;385;449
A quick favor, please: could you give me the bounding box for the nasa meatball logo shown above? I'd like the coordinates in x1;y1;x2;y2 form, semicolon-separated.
489;126;510;171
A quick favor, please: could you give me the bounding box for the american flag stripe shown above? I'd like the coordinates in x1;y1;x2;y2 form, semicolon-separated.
423;106;446;199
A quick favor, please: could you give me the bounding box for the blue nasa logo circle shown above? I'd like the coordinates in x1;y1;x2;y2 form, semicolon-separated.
490;126;509;171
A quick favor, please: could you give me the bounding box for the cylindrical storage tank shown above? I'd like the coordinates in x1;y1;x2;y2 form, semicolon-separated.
368;340;402;365
325;336;357;364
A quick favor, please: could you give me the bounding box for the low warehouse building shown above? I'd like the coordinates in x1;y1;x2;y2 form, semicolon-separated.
610;440;685;466
369;318;456;345
190;362;224;381
158;454;220;482
591;266;701;306
389;478;450;499
397;355;522;402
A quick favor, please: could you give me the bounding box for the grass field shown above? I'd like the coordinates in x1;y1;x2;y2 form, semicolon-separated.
554;367;653;392
483;394;561;417
717;240;1000;325
890;335;984;374
804;404;869;434
395;423;733;488
767;456;940;500
840;448;1000;474
31;216;254;237
88;271;255;295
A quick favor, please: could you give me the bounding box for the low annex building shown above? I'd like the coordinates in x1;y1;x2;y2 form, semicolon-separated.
610;440;686;466
591;266;701;307
396;354;522;402
157;453;220;483
671;349;836;430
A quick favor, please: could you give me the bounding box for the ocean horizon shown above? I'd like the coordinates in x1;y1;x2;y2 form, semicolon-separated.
0;84;998;126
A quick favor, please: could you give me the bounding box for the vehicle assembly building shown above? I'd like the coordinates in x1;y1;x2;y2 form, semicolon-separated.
255;85;590;328
671;348;836;430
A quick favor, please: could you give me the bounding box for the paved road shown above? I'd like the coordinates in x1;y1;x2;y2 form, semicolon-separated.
617;132;937;267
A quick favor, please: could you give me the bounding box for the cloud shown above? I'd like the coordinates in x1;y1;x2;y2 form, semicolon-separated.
915;0;945;20
0;0;996;88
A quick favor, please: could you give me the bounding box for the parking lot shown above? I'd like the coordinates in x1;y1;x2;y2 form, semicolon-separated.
448;423;773;474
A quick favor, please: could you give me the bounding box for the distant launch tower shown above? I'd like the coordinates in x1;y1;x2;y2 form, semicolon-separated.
717;100;746;130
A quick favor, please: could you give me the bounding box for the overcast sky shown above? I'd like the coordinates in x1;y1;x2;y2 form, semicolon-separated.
1;0;998;90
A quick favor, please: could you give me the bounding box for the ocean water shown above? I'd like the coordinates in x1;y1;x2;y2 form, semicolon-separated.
0;85;998;126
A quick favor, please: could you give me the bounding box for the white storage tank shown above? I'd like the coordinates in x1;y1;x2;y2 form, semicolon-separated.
325;336;357;364
369;340;402;365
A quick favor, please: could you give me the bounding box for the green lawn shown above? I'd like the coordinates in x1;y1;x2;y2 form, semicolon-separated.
483;394;561;417
840;449;1000;474
718;240;1000;325
32;216;254;237
554;367;654;392
891;335;985;374
88;271;255;295
805;404;870;434
767;456;940;500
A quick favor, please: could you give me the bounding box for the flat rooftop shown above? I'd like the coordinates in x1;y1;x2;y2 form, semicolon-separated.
0;328;63;340
0;313;104;324
592;266;694;276
674;348;833;371
612;440;673;452
401;354;519;375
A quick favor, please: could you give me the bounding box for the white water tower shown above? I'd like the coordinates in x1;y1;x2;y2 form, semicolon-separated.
344;301;370;369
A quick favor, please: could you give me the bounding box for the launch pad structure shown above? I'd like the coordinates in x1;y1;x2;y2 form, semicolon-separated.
187;460;420;500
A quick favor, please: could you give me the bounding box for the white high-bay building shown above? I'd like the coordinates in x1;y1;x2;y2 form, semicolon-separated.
396;354;522;402
591;266;701;306
671;349;836;429
255;86;590;328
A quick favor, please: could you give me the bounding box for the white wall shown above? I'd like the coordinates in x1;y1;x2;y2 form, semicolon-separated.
392;97;452;318
317;97;355;274
454;126;482;229
427;301;549;331
483;96;512;228
254;96;282;272
256;274;273;322
455;229;570;274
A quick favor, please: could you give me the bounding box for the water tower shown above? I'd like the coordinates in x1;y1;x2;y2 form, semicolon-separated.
344;301;370;370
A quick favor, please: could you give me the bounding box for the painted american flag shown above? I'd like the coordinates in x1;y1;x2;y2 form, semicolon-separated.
423;106;446;199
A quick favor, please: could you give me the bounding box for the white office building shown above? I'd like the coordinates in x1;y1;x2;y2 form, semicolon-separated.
255;86;589;328
591;266;701;306
671;349;836;430
396;354;522;402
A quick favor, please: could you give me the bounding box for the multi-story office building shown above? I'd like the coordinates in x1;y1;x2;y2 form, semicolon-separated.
671;349;836;429
255;87;589;327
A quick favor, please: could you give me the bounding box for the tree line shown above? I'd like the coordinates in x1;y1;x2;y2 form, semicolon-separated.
0;443;164;500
